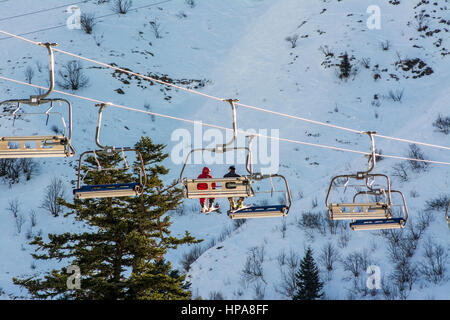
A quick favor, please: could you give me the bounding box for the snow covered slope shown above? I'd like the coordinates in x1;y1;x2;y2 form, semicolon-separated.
0;0;449;300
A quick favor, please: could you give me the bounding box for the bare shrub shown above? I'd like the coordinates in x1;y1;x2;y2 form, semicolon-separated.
112;0;132;14
185;0;195;8
387;88;404;102
24;66;34;84
216;226;233;243
19;158;37;181
382;223;421;298
285;34;299;48
0;159;19;184
29;209;37;227
425;194;449;211
381;228;403;252
380;275;399;300
277;250;286;267
414;12;429;31
57;60;89;90
392;162;409;182
360;57;370;69
389;258;419;299
181;244;204;272
319;242;340;279
15;214;25;234
41;177;66;217
241;246;266;285
276;250;300;298
206;237;216;249
338;227;350;248
277;219;287;238
298;211;325;234
253;281;266;300
380;40;391;51
174;203;185;216
389;234;416;262
432;114;450;134
410;190;419;198
407;144;428;172
342;251;372;280
375;148;384;161
325;217;341;235
311;197;318;209
149;19;162;39
176;11;187;19
406;215;429;244
208;291;224;300
419;238;448;284
347;277;372;299
232;218;247;230
319;45;334;57
92;32;104;47
25;227;33;240
35;60;43;73
7;198;20;218
80;12;97;34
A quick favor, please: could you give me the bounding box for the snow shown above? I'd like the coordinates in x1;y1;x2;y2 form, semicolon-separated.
0;0;449;300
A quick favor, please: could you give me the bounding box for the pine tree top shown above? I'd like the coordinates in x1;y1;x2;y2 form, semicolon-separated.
293;247;324;300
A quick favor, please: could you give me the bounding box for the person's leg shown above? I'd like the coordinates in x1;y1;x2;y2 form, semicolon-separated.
208;198;216;209
228;197;236;210
237;197;244;208
200;198;206;212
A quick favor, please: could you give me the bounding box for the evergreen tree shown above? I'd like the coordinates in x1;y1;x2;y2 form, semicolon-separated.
13;136;200;300
339;52;351;79
293;247;323;300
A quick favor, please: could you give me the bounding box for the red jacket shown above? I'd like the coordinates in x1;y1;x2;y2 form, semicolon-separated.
197;167;216;190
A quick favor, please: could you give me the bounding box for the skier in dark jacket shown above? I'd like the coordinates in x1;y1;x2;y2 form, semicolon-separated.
224;166;245;211
197;166;216;212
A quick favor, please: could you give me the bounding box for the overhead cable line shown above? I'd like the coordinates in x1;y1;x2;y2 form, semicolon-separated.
2;29;447;154
1;75;449;166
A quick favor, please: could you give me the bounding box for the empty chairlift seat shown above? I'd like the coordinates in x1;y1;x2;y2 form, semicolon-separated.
328;202;390;220
73;182;143;199
228;204;288;220
350;218;406;231
0;135;71;158
73;104;147;200
0;43;75;159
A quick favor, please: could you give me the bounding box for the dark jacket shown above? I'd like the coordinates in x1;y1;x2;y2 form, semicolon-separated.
224;171;241;178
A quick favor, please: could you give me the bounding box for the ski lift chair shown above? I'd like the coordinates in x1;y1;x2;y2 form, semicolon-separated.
179;99;255;200
349;189;408;231
0;43;75;158
73;103;147;199
325;131;408;230
227;135;293;219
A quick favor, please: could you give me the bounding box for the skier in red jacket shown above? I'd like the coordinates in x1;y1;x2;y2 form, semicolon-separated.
197;167;218;212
